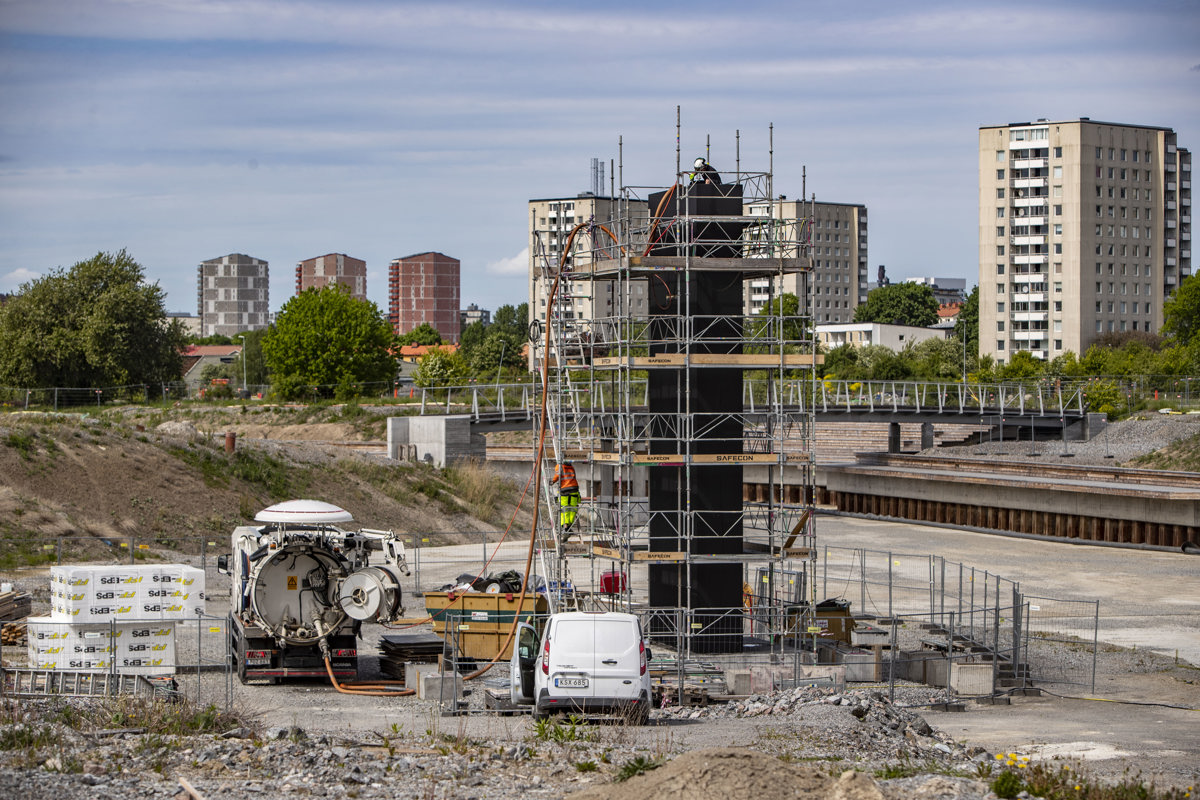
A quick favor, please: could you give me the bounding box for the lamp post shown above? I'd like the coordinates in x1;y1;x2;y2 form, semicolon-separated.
237;334;247;396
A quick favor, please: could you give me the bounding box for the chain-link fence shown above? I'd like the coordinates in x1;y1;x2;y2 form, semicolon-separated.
1;613;231;709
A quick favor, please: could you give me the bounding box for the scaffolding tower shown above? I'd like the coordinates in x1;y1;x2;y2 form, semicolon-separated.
529;141;819;664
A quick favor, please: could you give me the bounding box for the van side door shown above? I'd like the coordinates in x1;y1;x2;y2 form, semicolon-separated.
509;622;538;704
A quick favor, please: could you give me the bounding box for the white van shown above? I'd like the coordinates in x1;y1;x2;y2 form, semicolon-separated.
510;611;652;724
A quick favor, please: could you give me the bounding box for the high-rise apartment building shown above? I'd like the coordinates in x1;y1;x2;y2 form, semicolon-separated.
744;200;868;322
527;194;650;326
197;253;269;337
295;253;367;300
388;252;460;342
979;118;1191;363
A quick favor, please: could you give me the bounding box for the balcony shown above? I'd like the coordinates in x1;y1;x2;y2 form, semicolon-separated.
1012;312;1049;323
1167;258;1176;267
1013;178;1048;189
1010;215;1047;226
1013;330;1048;342
1167;162;1177;172
1011;235;1047;246
1013;158;1048;169
1013;254;1049;265
1013;197;1048;208
1168;182;1177;191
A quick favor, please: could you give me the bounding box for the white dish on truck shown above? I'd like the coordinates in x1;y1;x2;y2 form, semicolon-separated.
510;611;652;724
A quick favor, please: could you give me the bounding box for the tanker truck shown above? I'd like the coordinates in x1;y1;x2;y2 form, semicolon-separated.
217;500;409;684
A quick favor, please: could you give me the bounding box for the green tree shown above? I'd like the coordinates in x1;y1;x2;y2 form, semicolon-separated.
953;286;979;369
853;283;939;327
459;320;487;356
492;303;528;340
821;343;859;379
0;249;186;389
262;286;397;400
397;323;442;346
998;350;1045;381
755;293;808;342
1162;272;1200;345
413;347;467;387
233;328;269;389
904;337;967;381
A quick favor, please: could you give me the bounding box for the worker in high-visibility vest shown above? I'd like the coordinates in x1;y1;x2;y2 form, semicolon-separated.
550;461;580;536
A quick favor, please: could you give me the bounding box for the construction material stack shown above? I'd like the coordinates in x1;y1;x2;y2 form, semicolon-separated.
27;563;204;675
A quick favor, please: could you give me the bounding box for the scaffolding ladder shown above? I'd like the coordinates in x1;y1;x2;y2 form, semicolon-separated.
1;667;168;699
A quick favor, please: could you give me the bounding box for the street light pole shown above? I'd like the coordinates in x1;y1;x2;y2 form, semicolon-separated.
237;334;247;396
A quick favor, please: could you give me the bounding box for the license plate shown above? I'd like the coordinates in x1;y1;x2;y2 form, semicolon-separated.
554;677;588;688
246;657;271;666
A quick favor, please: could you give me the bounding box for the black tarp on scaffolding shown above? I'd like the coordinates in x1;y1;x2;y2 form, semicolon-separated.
645;180;747;653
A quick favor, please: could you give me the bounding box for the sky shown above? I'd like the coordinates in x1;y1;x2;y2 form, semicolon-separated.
1;0;1198;317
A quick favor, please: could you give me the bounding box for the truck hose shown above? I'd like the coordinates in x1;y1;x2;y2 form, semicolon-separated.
323;656;414;696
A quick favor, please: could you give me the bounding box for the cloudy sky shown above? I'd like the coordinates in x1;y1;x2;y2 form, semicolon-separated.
1;0;1197;316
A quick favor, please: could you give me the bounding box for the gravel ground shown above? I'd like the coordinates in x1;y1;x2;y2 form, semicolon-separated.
925;413;1200;466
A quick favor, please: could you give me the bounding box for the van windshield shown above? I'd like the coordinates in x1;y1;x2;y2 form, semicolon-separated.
556;618;631;651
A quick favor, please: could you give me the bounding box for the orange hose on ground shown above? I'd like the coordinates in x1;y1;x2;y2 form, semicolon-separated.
324;656;414;696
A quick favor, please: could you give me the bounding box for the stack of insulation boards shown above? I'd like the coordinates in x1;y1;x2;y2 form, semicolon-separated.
26;564;206;676
50;564;204;621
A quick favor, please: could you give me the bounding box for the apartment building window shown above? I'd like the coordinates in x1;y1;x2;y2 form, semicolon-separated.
997;150;1006;162
1108;321;1115;332
997;321;1005;332
1054;282;1062;294
1108;302;1114;313
997;302;1005;312
1109;148;1115;160
997;283;1005;293
1121;169;1127;180
1133;150;1139;162
1120;320;1127;332
997;226;1006;237
997;246;1005;256
1096;147;1102;158
1097;282;1103;293
1054;205;1062;216
1096;263;1102;274
1108;168;1115;179
1054;243;1062;254
1054;147;1062;158
1054;224;1063;235
1120;302;1127;313
1096;321;1102;333
997;188;1005;199
1095;301;1102;313
1053;166;1063;178
997;207;1005;218
1096;205;1102;217
1053;185;1062;197
1054;301;1062;312
1120;149;1127;161
997;340;1005;351
1145;282;1152;294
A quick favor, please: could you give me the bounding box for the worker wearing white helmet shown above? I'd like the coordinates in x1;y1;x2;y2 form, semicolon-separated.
690;157;722;186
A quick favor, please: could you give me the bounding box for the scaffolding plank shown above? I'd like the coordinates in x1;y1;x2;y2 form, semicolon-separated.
688;353;823;366
633;551;687;562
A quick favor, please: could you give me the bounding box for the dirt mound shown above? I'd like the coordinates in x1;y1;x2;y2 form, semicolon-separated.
567;748;883;800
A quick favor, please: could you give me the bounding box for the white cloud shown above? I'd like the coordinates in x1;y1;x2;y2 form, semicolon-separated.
486;248;529;276
0;267;42;292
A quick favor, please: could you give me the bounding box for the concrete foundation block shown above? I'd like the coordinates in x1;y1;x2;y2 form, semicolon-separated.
796;664;846;690
950;663;995;696
725;669;752;696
